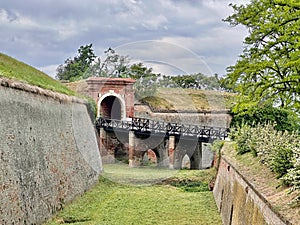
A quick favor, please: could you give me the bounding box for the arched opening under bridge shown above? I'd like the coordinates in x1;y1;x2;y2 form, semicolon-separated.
142;149;159;166
181;154;191;169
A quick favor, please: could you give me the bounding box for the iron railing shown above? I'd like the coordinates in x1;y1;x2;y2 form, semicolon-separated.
95;117;229;141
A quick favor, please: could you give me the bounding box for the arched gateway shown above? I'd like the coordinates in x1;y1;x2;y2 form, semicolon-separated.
86;77;135;120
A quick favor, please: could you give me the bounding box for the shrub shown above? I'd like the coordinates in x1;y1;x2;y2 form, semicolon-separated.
282;142;300;193
230;123;298;178
230;105;300;132
230;122;300;201
283;167;300;191
229;122;257;155
270;146;294;178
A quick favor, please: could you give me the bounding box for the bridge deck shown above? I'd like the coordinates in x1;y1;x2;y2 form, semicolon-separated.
96;117;229;142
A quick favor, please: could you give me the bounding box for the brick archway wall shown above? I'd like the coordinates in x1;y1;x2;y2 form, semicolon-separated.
98;92;126;120
86;77;135;120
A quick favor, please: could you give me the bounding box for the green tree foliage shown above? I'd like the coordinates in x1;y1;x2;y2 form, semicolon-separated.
56;44;96;81
230;104;300;132
128;63;158;100
86;48;130;78
222;0;300;112
159;73;221;90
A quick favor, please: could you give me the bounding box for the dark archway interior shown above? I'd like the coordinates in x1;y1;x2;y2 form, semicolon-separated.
100;96;122;119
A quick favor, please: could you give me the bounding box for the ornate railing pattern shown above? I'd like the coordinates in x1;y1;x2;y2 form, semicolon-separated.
95;117;229;141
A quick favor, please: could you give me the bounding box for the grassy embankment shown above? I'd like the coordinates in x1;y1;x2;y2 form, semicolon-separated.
0;53;74;96
141;88;235;112
67;79;236;113
44;164;222;225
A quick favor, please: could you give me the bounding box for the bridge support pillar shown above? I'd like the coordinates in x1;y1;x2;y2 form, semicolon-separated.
99;128;106;154
168;136;175;169
128;130;135;167
99;128;114;163
191;142;202;169
99;128;119;163
160;139;169;167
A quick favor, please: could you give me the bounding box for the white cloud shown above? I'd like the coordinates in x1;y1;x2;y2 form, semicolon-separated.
0;0;251;78
38;64;58;79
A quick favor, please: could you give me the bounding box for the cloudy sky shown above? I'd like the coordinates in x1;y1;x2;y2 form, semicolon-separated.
0;0;250;78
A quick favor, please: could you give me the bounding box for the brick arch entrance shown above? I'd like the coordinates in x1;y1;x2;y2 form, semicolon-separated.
86;77;135;120
100;96;122;119
98;92;126;120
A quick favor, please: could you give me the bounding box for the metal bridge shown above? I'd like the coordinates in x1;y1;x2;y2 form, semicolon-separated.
96;117;229;142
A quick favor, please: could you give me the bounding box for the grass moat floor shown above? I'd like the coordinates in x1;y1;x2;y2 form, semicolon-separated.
44;164;222;225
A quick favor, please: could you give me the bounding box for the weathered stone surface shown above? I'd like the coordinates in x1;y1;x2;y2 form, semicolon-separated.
0;80;102;225
134;103;231;128
213;157;288;225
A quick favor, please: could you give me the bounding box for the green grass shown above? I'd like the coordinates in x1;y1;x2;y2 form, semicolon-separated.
141;88;235;112
0;53;75;95
44;164;222;225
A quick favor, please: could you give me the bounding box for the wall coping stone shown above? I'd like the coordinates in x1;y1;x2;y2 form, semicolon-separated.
86;77;136;86
0;77;87;104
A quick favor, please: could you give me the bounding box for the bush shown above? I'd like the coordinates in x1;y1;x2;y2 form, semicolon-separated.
283;167;300;191
230;123;298;178
230;122;300;201
230;105;300;132
270;146;294;178
282;142;300;194
229;123;257;155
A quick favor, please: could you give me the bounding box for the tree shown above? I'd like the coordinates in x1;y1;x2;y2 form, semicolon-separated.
86;48;130;78
222;0;300;112
169;73;221;90
56;44;96;81
127;62;158;100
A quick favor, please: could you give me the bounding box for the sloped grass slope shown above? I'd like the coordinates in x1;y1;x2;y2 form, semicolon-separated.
0;53;74;95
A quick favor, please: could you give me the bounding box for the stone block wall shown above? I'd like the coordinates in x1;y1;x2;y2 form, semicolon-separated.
213;157;288;225
0;78;102;224
134;103;232;128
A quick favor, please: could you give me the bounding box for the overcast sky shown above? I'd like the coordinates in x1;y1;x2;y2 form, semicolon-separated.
0;0;250;78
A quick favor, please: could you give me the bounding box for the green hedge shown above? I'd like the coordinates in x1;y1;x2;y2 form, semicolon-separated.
230;105;300;132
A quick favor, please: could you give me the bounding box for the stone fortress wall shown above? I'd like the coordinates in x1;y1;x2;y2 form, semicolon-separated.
213;156;289;225
0;78;102;224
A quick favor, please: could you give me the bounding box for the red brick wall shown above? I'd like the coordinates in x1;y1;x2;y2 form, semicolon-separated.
86;77;135;118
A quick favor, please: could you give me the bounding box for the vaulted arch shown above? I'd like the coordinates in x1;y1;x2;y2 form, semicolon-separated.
97;91;126;120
